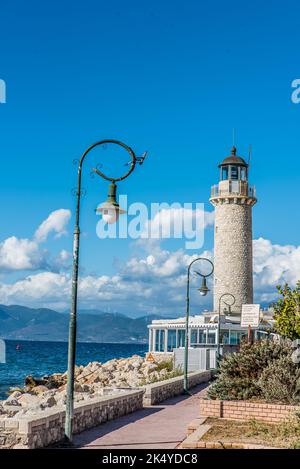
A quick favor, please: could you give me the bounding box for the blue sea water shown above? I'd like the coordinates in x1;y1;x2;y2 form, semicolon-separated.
0;340;148;400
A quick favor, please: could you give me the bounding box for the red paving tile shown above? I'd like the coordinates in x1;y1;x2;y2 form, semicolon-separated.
74;384;208;449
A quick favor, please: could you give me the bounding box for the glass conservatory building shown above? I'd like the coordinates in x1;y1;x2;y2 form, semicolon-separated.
148;311;274;354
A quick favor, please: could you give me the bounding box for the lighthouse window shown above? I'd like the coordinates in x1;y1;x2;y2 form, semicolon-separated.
221;166;228;180
240;167;247;181
230;166;238;180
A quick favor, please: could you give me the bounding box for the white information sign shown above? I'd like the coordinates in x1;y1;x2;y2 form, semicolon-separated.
241;304;260;328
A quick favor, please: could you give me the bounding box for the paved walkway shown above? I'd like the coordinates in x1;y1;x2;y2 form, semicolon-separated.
74;384;208;449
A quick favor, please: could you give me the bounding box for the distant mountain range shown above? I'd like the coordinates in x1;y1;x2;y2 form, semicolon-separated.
0;305;163;343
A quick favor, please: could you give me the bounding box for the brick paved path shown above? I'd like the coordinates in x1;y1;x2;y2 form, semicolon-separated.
74;384;208;449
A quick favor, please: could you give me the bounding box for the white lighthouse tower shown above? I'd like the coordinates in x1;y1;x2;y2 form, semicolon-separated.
210;146;257;314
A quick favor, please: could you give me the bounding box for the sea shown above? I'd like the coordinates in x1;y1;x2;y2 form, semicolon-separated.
0;340;148;400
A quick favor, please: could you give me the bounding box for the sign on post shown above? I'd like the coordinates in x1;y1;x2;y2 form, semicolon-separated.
241;304;260;328
146;352;155;363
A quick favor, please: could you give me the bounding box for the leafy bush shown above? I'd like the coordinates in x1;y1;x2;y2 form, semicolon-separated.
142;368;183;385
273;282;300;340
278;412;300;448
155;359;174;373
257;356;300;404
207;340;300;403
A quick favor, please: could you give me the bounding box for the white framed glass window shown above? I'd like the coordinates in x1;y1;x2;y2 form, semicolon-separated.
177;329;185;347
155;329;165;351
167;329;176;351
220;330;229;344
199;330;206;344
190;329;198;345
207;330;216;344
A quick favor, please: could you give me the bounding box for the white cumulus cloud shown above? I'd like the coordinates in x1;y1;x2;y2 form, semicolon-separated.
253;237;300;301
34;209;71;243
1;224;299;315
0;209;71;273
0;237;45;271
0;243;214;313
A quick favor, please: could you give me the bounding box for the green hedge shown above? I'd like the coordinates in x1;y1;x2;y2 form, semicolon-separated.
208;340;300;404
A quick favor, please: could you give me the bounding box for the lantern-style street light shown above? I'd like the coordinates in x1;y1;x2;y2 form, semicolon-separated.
217;293;236;358
65;139;146;443
183;257;214;394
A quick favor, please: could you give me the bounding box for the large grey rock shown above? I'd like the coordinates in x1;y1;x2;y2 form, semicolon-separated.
3;398;21;407
18;393;39;407
1;355;176;418
42;396;57;408
7;391;22;400
32;385;49;395
0;403;6;414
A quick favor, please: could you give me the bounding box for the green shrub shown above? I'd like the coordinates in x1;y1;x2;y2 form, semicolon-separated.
155;359;174;373
138;367;183;386
144;368;183;384
279;412;300;448
207;339;298;403
257;357;300;404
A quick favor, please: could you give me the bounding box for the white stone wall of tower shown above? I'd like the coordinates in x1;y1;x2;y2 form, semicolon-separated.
213;202;253;313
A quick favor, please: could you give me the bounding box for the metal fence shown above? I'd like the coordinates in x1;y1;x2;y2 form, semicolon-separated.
174;347;217;372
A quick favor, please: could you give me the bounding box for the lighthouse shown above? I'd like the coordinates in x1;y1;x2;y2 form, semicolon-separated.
210;146;257;314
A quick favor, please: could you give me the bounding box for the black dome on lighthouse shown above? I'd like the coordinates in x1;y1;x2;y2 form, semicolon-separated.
218;146;248;168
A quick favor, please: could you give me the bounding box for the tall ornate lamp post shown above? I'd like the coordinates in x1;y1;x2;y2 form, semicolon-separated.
217;293;236;358
183;257;214;394
65;139;146;443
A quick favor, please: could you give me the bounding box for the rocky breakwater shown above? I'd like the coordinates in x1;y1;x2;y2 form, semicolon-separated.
0;355;180;419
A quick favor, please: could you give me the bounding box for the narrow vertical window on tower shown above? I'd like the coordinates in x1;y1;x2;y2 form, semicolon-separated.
240;167;247;181
230;165;238;180
222;166;228;180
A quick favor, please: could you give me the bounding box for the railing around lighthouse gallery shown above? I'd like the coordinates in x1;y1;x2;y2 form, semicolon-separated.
210;181;256;199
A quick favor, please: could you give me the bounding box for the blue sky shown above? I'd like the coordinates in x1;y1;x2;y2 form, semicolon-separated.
0;0;300;315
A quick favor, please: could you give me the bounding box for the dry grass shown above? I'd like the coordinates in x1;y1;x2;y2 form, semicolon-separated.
201;415;300;449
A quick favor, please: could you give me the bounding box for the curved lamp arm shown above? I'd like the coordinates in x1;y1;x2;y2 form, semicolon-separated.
219;292;236;309
187;257;214;278
74;139;137;227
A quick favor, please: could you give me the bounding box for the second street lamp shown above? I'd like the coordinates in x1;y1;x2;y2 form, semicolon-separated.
65;139;146;443
183;257;214;394
217;293;236;358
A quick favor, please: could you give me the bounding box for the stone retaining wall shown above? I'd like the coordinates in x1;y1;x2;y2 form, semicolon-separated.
0;389;144;449
0;373;212;449
200;399;299;424
143;371;211;406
